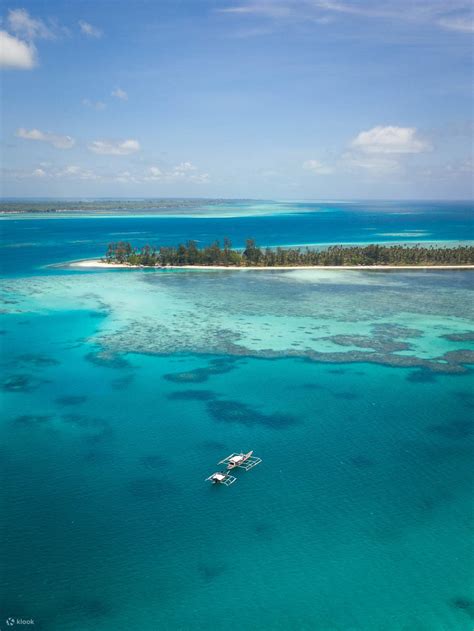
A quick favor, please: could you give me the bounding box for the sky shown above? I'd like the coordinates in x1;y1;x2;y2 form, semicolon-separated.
1;0;473;199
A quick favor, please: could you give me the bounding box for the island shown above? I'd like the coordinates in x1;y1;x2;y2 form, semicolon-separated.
72;240;474;269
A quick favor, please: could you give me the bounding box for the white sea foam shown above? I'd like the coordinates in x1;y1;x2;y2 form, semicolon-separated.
377;231;430;237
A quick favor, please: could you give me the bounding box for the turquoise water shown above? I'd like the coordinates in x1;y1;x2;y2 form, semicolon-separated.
1;201;473;630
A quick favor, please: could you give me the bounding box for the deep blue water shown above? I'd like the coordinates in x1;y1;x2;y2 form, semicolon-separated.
1;199;472;276
1;200;473;630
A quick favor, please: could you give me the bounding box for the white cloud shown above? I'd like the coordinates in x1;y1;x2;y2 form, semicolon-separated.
169;162;209;182
1;9;68;69
437;15;474;33
29;164;101;180
16;127;75;149
341;124;431;174
459;159;474;172
0;30;36;69
220;1;474;34
188;171;210;184
5;161;209;185
351;126;430;154
82;98;106;111
115;170;140;183
111;87;128;101
147;166;164;179
7;8;55;40
88;139;140;155
221;3;292;18
303;159;333;175
79;20;102;38
61;165;100;180
172;161;197;174
143;162;208;183
5;165;83;180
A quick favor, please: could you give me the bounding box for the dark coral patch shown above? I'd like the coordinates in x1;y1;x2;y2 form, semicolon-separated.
198;562;227;582
441;332;474;342
16;353;60;366
416;496;439;513
349;455;376;469
325;334;410;353
164;358;238;384
81;599;111;619
453;390;474;409
167;389;216;401
60;414;112;445
302;349;467;374
2;374;45;392
406;369;437;383
210;358;239;371
254;521;275;538
164;370;208;384
454;390;474;401
450;597;474;619
441;349;474;364
13;414;52;426
207;400;253;425
86;351;131;369
83;450;103;463
427;419;474;440
371;324;423;339
207;399;297;429
89;310;109;319
84;429;113;445
56;395;88;406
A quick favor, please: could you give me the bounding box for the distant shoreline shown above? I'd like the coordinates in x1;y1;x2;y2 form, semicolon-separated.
67;259;474;271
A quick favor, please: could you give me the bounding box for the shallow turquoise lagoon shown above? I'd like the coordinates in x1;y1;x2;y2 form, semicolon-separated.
1;206;473;630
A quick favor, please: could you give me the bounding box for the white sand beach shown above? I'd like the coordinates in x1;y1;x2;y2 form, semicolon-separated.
68;259;474;271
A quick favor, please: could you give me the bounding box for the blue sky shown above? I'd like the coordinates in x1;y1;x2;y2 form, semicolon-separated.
1;0;473;199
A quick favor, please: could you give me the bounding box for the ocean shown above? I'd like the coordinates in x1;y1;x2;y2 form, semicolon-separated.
1;199;473;630
1;199;473;275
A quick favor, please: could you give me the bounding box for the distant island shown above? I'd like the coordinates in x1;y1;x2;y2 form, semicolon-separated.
95;240;474;268
0;199;251;215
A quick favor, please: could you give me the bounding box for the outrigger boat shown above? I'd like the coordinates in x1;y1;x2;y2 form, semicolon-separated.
206;450;262;486
218;450;262;471
205;470;237;486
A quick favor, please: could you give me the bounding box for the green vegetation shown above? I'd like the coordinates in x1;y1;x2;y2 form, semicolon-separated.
0;199;244;214
104;240;474;267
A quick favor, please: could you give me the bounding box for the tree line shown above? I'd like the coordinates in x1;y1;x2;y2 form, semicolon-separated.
104;239;474;267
